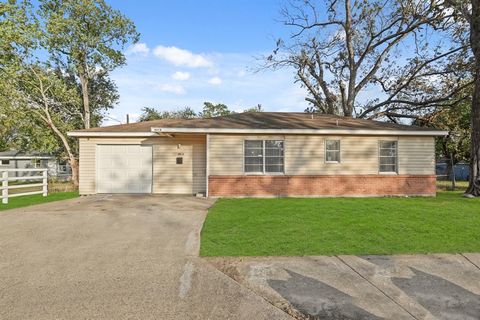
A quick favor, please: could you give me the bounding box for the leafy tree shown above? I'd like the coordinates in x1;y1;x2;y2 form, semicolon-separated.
39;0;139;129
244;104;264;112
138;107;197;122
139;103;265;122
60;66;119;127
0;99;59;152
4;62;83;186
265;0;470;118
415;88;472;189
0;0;137;187
199;102;232;118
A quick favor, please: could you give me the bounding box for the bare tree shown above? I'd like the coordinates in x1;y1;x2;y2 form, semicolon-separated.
265;0;471;119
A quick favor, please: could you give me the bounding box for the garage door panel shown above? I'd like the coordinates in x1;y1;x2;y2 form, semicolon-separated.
97;145;152;193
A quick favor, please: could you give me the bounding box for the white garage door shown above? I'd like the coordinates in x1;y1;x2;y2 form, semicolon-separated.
97;145;152;193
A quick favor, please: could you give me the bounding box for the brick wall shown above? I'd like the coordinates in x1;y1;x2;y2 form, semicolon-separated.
208;175;436;197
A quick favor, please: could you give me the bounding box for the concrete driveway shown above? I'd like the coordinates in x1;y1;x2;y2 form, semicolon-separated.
0;195;291;320
210;254;480;319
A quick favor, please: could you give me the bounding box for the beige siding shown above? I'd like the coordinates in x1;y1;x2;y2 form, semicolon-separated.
153;135;206;194
79;138;96;194
398;136;435;175
209;135;284;175
208;134;435;176
78;135;206;195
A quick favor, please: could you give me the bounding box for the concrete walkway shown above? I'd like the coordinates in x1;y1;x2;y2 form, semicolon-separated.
0;195;291;320
209;254;480;319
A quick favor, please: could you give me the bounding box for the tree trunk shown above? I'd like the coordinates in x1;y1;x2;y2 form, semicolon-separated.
46;116;79;188
449;153;456;191
466;0;480;196
69;158;79;189
79;72;90;129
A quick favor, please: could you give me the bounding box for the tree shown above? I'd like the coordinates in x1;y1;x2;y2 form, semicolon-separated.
138;107;197;122
265;0;471;119
6;63;83;187
465;0;480;196
244;104;264;112
0;0;136;187
199;102;232;118
39;0;139;129
61;66;120;127
0;98;59;152
415;91;471;189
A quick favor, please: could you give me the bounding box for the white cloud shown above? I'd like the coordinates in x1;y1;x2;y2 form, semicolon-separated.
126;43;150;56
171;71;191;81
153;45;213;68
208;76;222;85
156;84;186;95
237;69;247;77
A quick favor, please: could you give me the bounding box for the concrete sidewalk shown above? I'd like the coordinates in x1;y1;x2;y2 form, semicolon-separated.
209;253;480;319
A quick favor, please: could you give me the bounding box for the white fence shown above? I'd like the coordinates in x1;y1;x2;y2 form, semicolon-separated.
1;169;48;204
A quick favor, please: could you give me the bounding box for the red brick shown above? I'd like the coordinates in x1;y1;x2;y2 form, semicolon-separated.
208;175;436;197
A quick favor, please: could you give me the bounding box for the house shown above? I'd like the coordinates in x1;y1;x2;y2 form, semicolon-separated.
0;150;72;178
68;112;447;197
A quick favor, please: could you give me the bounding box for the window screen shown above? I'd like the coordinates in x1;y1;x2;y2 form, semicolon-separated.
244;140;263;173
325;140;341;163
265;140;284;173
379;141;398;172
244;140;284;174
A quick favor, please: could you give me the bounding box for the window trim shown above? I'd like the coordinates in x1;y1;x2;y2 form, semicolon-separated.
31;158;41;168
0;159;10;166
378;140;398;174
243;139;285;175
325;139;341;164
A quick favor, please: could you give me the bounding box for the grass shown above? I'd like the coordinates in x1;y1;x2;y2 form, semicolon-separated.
0;191;79;211
436;180;469;191
200;192;480;257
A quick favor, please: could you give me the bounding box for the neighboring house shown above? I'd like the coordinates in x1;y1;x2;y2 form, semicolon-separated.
0;150;72;178
68;112;447;197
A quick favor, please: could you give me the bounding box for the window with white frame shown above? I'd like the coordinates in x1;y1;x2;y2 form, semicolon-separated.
0;160;9;165
325;140;340;163
31;159;41;168
244;140;284;174
379;141;398;173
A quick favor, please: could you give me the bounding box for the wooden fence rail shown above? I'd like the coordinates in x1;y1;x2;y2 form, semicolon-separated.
1;169;48;204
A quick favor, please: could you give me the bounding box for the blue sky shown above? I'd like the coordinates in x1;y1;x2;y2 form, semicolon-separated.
105;0;309;124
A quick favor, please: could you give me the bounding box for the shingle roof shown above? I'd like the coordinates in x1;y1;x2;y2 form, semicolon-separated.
69;112;443;134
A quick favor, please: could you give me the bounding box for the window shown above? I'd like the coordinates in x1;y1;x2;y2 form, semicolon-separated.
379;141;398;173
244;140;284;174
325;140;340;163
0;160;9;165
31;159;41;168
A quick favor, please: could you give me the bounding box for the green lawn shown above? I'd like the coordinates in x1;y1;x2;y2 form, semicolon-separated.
0;192;79;211
200;192;480;257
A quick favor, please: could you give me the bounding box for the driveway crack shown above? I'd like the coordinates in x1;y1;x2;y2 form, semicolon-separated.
335;256;419;320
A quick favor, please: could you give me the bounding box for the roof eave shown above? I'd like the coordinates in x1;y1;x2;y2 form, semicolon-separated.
67;132;160;137
67;128;448;137
151;127;448;136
